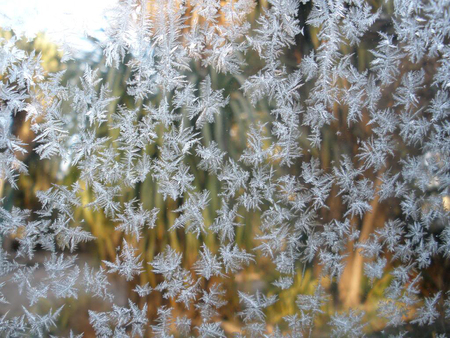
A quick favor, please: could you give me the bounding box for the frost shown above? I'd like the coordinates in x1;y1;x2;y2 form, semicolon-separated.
1;0;450;336
103;240;144;281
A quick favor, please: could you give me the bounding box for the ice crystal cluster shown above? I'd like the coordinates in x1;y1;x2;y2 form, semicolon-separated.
1;0;450;337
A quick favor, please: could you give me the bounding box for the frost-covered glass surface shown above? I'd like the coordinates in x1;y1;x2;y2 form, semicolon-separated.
1;0;450;337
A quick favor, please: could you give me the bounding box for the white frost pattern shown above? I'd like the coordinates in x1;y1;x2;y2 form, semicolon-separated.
0;0;450;337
